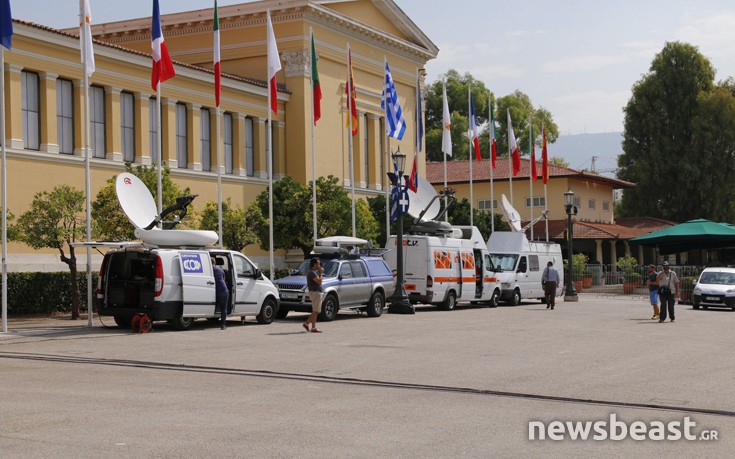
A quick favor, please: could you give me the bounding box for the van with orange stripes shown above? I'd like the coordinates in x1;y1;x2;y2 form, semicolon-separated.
385;226;501;310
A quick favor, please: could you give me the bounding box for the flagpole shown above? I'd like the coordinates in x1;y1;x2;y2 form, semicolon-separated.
508;110;513;208
156;86;162;219
1;48;6;333
543;124;549;242
489;100;494;234
468;84;473;227
310;28;317;242
82;8;93;327
347;44;356;238
529;117;534;241
267;78;274;281
216;108;223;247
383;56;390;241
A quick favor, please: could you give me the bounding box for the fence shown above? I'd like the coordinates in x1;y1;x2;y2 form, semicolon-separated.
573;264;702;301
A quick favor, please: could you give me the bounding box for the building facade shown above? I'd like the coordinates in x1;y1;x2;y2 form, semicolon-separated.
4;0;437;270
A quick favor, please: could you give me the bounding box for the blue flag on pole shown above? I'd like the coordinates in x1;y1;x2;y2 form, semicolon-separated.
1;0;13;50
381;62;406;140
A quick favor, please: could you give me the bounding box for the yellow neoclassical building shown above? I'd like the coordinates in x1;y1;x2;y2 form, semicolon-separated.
4;0;437;270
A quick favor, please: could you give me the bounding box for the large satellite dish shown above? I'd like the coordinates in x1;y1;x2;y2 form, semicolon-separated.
116;173;158;230
501;194;522;232
406;176;441;222
115;172;218;247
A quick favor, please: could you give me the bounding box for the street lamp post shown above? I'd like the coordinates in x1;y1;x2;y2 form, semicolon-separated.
387;149;414;314
564;189;578;301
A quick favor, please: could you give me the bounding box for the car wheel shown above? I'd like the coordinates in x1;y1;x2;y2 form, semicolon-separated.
169;310;194;331
440;291;456;311
319;294;339;321
366;291;385;317
275;306;289;319
256;297;277;324
507;289;521;306
113;316;132;329
487;289;499;308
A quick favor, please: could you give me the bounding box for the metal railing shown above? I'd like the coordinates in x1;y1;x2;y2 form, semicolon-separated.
574;264;703;300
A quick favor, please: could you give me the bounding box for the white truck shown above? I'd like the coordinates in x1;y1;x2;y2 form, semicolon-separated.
385;226;502;309
487;231;564;306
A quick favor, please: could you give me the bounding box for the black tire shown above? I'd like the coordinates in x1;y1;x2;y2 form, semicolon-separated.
113;316;132;329
256;297;277;324
169;310;194;331
366;290;384;317
693;303;700;310
275;306;289;319
319;294;339;321
487;289;499;308
440;291;456;311
509;289;521;306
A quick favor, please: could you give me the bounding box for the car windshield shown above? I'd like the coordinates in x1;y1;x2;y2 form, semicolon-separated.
294;260;340;277
698;271;735;285
490;253;518;272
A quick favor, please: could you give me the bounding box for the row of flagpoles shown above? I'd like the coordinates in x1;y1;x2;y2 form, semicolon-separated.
440;78;551;239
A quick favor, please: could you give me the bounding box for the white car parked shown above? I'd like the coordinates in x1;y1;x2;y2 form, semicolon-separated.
692;267;735;311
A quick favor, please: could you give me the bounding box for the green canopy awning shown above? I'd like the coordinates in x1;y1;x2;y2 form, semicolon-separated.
631;219;735;254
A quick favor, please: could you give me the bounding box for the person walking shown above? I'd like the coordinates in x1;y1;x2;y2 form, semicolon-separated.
646;264;660;320
304;258;324;333
657;261;679;323
212;257;229;330
541;261;560;310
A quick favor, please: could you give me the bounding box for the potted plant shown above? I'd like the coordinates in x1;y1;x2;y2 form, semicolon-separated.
571;253;588;292
582;267;593;289
617;255;640;294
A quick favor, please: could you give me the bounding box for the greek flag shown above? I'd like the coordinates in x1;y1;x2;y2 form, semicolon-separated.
381;62;406;140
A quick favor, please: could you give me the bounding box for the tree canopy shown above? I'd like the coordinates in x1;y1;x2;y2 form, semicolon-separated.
248;176;379;257
617;41;735;222
92;164;193;240
424;70;559;163
199;198;257;252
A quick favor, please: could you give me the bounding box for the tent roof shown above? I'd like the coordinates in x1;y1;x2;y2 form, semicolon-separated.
631;219;735;254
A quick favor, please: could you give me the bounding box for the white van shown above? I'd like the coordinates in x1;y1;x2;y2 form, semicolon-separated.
385;226;502;309
96;244;280;330
81;172;279;330
487;231;564;305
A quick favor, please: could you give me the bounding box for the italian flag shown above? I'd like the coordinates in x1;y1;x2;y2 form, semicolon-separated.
311;31;321;124
213;0;221;107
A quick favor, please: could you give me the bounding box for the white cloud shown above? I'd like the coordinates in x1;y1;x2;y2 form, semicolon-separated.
543;55;629;74
676;11;735;58
550;90;630;134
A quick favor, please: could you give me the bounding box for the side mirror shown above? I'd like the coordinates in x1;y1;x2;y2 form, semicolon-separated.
253;268;262;279
289;268;298;275
338;274;343;281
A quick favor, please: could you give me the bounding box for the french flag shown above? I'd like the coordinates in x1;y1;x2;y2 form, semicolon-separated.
151;0;175;91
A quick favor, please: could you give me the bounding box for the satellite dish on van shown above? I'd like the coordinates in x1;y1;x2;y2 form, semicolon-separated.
407;176;441;222
115;172;218;247
116;173;158;230
501;194;523;232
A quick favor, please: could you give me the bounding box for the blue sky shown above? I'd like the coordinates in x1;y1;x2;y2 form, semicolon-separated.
11;1;735;135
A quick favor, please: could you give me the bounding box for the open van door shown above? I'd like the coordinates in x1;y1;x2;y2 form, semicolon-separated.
178;251;216;316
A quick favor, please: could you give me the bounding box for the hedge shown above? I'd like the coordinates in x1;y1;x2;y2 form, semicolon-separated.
2;272;98;316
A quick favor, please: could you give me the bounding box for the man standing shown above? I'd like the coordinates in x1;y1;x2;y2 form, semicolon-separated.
542;261;560;310
657;261;679;323
212;258;229;330
304;258;323;333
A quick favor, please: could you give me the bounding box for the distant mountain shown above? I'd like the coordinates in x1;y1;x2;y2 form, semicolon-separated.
547;132;623;176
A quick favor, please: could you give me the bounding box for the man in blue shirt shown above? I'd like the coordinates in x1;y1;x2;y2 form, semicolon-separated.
542;261;560;310
212;257;229;330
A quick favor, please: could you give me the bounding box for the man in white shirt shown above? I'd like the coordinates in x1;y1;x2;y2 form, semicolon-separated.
656;261;680;323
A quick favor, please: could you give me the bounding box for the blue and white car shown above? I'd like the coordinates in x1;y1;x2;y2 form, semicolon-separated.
275;238;395;321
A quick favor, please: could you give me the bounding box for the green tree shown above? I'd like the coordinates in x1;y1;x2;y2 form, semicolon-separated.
424;69;493;161
248;175;379;257
617;41;733;222
446;197;509;241
549;157;569;168
424;70;559;164
199;198;256;252
92;163;193;240
12;185;86;319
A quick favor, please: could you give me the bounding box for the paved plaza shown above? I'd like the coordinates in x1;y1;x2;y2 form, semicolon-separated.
1;293;733;458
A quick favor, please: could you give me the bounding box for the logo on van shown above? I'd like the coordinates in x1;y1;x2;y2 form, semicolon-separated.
181;253;204;273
